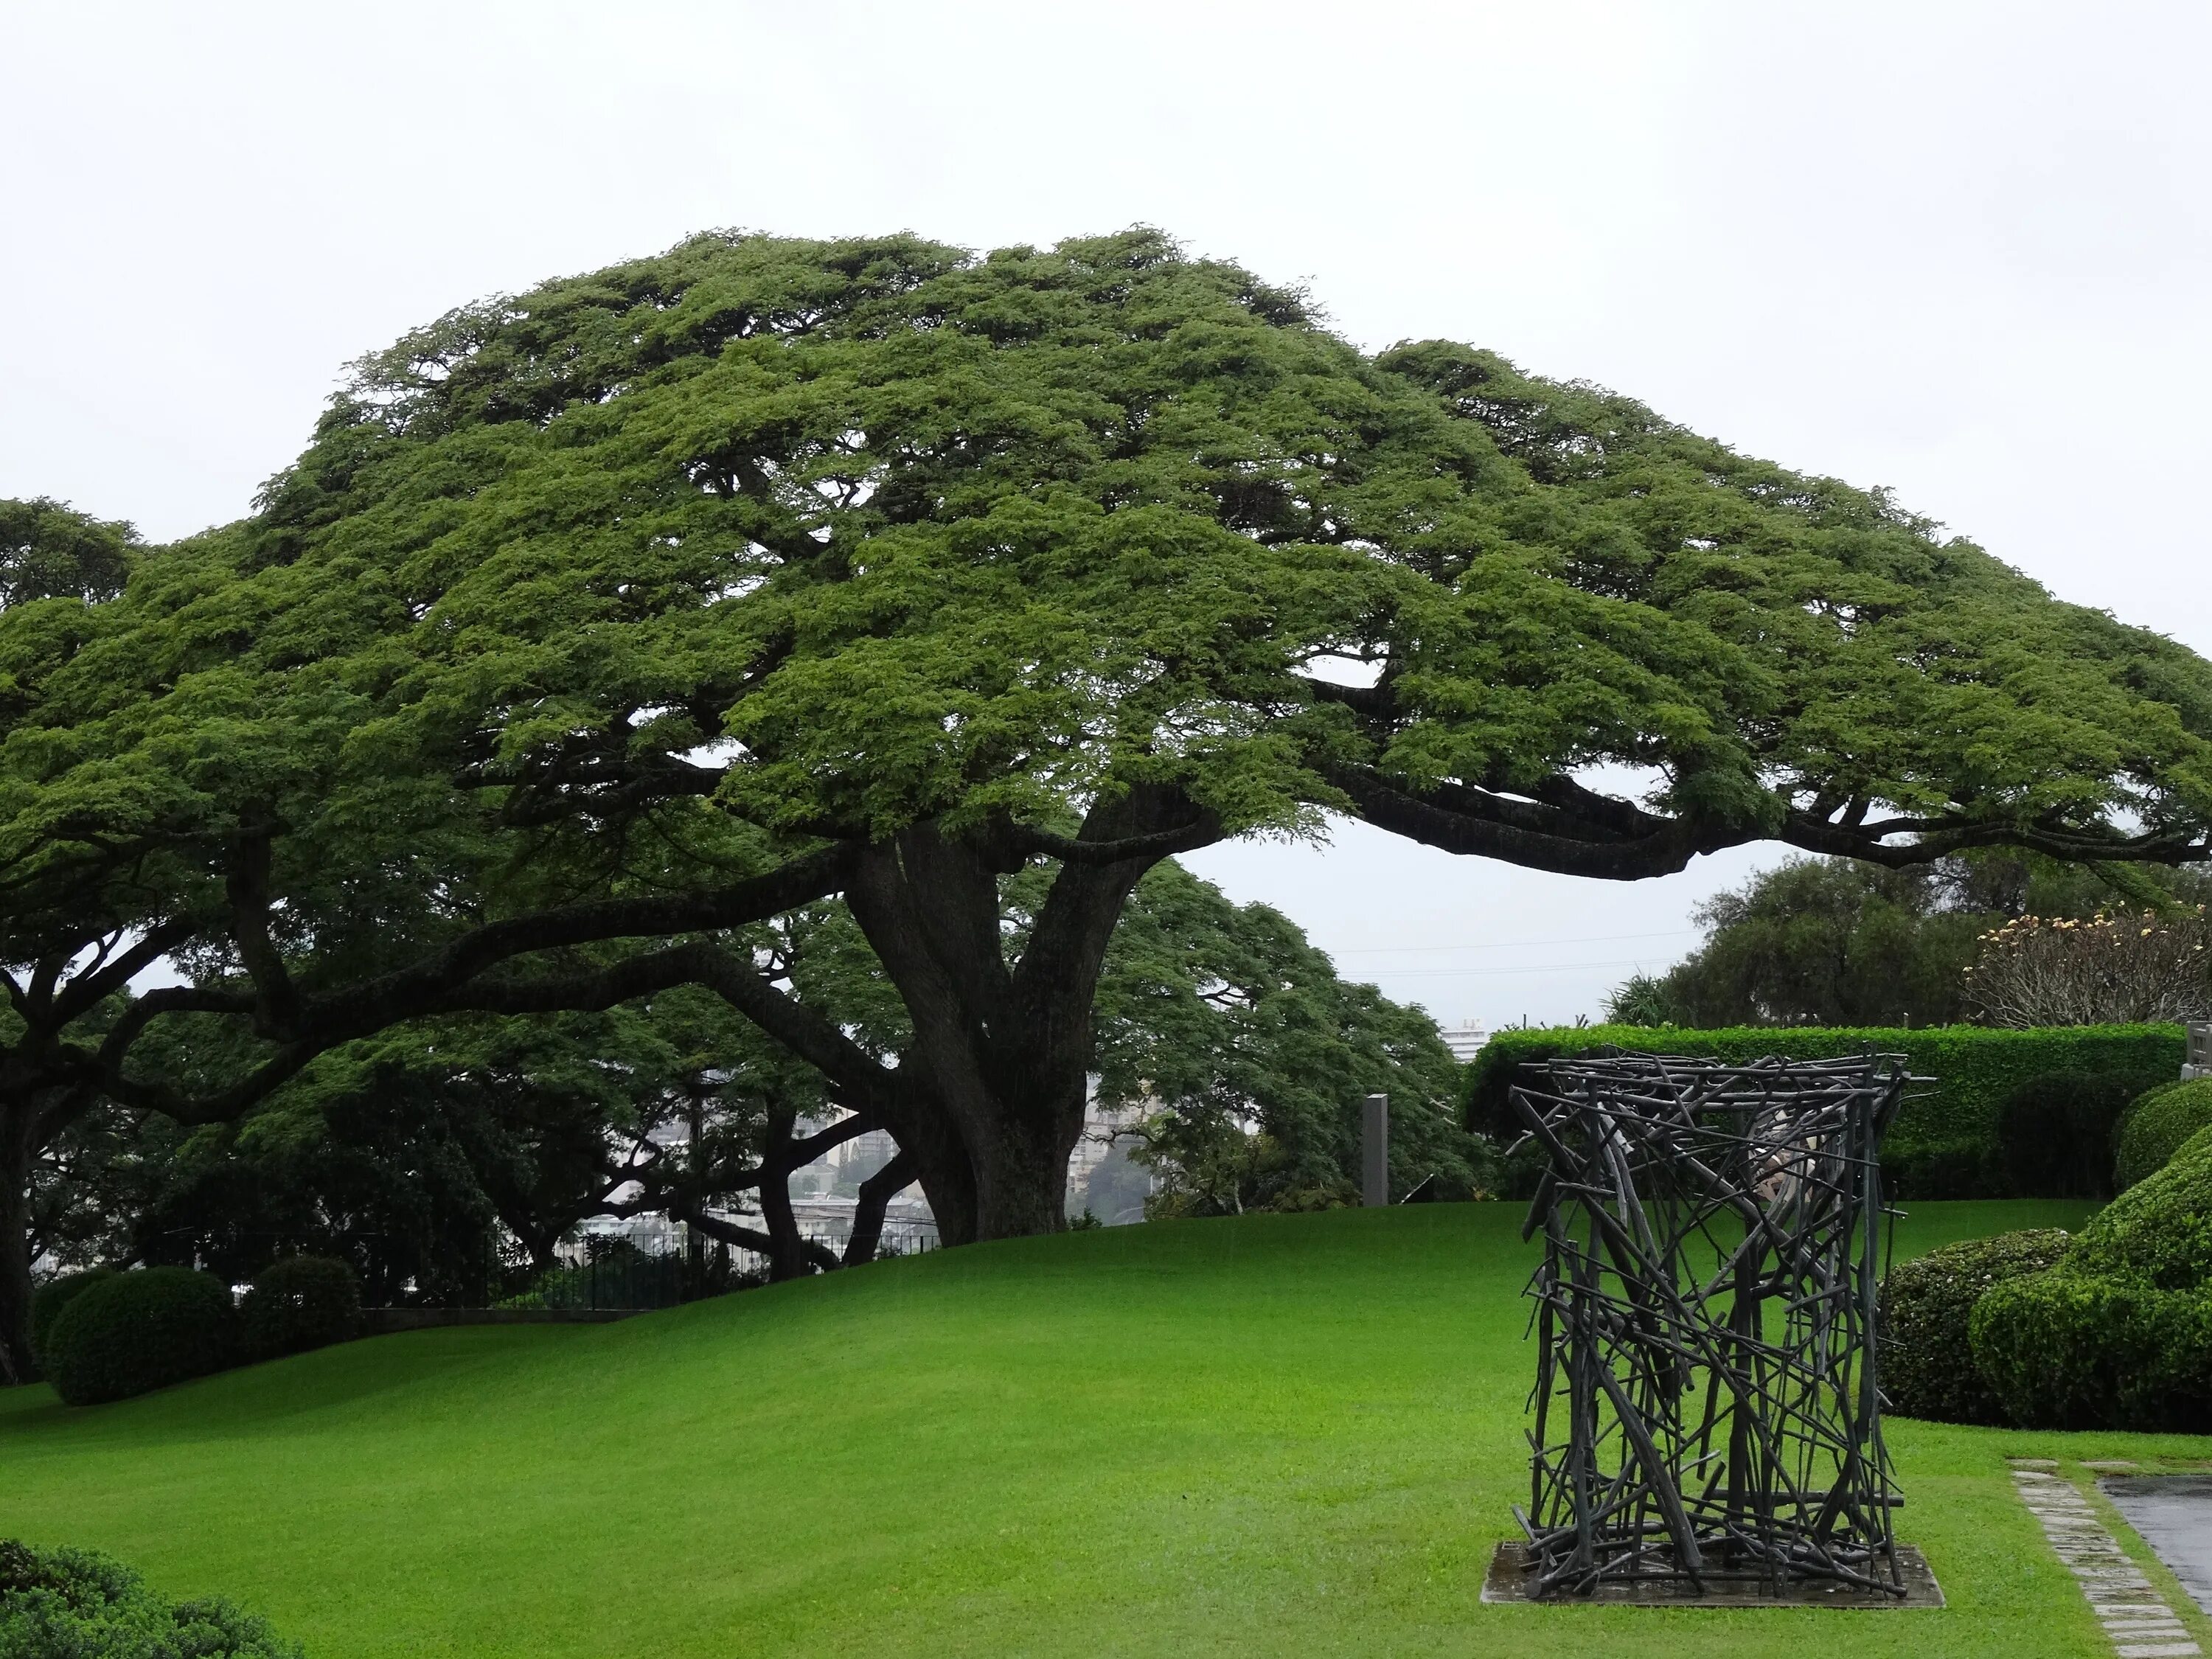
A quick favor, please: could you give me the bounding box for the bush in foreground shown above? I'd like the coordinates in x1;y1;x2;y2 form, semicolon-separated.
1879;1229;2070;1424
242;1256;361;1361
27;1268;116;1366
2115;1080;2212;1192
41;1269;238;1407
0;1537;300;1658
1972;1129;2212;1429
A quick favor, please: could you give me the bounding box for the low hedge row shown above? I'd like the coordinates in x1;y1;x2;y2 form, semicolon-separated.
1467;1023;2188;1198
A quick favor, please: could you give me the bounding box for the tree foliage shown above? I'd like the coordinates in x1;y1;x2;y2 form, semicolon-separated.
1091;862;1485;1216
7;228;2212;1374
1605;853;2206;1027
0;497;136;612
1964;905;2212;1028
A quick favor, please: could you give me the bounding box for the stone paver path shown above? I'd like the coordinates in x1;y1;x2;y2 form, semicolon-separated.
2012;1462;2199;1658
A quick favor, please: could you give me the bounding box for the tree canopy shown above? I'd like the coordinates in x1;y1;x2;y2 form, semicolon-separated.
5;226;2211;1374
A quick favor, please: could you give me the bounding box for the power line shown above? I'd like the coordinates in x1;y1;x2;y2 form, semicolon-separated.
1330;928;1697;956
1363;957;1668;980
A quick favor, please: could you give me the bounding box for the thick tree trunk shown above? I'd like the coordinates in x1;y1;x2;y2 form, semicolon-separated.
757;1110;814;1281
846;787;1208;1244
877;1079;982;1247
0;1108;37;1386
844;1150;915;1267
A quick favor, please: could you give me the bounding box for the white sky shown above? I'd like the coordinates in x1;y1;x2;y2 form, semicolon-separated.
5;1;2205;1026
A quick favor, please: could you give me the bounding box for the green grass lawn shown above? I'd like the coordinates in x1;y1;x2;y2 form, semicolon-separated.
3;1199;2202;1658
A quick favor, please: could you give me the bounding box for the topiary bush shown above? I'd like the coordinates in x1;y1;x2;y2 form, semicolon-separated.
27;1268;116;1366
1969;1271;2212;1431
1972;1126;2212;1429
241;1255;361;1361
1879;1229;2070;1424
0;1537;301;1658
1995;1068;2136;1198
41;1268;239;1407
2115;1080;2212;1192
2067;1123;2212;1289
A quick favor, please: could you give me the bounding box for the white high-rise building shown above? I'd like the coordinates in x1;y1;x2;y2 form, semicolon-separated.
1438;1018;1492;1064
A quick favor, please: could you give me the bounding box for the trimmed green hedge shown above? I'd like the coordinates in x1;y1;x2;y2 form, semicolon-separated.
42;1268;239;1407
1467;1023;2187;1198
1972;1126;2212;1430
1879;1229;2070;1424
2116;1081;2212;1192
27;1267;116;1366
242;1256;361;1361
1969;1270;2212;1431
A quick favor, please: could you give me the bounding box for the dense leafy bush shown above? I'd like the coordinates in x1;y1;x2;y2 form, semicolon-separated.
1970;1272;2212;1431
0;1537;300;1658
1879;1229;2070;1424
1996;1070;2135;1199
1466;1023;2188;1197
41;1269;238;1407
1972;1130;2212;1429
27;1268;116;1365
2065;1127;2212;1289
240;1256;361;1361
2116;1081;2212;1192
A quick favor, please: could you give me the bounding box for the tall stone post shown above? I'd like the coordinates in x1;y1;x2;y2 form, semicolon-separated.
2185;1021;2210;1082
1363;1093;1389;1207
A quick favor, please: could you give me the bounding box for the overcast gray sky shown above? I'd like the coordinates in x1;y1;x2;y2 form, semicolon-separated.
5;1;2205;1025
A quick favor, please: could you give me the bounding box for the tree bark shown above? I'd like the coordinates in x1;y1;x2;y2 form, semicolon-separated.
844;784;1214;1243
756;1109;814;1281
844;1150;915;1267
0;1105;38;1385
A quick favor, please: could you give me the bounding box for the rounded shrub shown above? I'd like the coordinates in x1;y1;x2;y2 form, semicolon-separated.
27;1267;116;1364
2115;1079;2212;1192
2067;1124;2212;1289
242;1255;361;1360
1879;1228;2070;1423
1970;1271;2212;1430
41;1267;239;1406
0;1537;301;1657
1972;1127;2212;1429
1996;1068;2137;1198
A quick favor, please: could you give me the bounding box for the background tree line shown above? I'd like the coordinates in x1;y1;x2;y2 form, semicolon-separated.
1606;854;2212;1029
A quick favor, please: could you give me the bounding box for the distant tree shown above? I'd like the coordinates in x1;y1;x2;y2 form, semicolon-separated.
1964;906;2212;1028
0;498;135;610
1607;855;2208;1028
1092;862;1484;1216
35;864;1459;1292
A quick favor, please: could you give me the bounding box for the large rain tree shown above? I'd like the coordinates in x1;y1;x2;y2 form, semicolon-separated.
5;230;2209;1374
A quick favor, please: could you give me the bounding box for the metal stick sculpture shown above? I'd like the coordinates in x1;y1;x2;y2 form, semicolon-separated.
1511;1051;1908;1599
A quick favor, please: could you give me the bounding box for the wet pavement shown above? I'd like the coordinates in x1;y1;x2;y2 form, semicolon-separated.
2103;1476;2212;1618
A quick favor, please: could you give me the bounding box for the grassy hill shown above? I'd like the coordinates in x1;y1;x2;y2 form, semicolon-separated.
1;1200;2197;1658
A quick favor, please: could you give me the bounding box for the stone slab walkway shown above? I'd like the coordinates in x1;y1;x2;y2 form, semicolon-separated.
2011;1461;2199;1658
